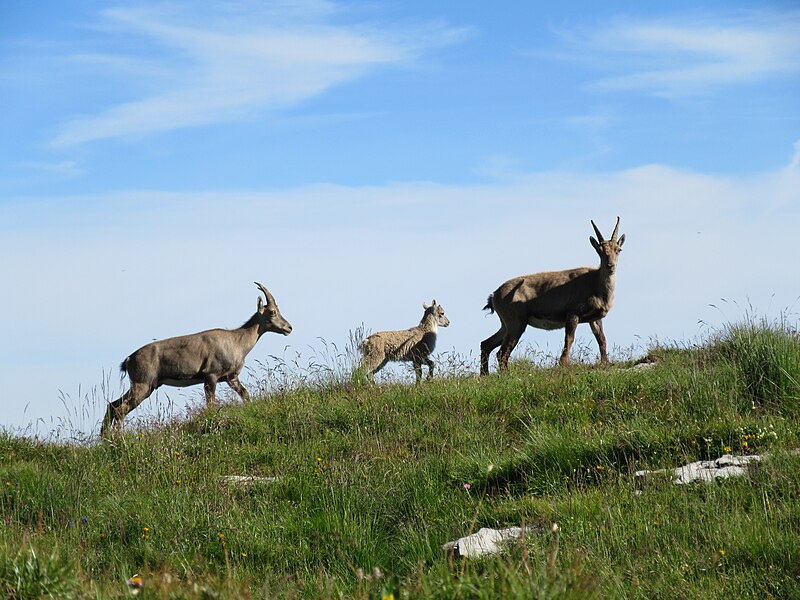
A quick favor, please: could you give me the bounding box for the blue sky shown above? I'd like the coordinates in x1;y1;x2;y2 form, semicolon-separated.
1;1;798;438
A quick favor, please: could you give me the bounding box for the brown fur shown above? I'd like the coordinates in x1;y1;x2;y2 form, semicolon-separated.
481;218;625;373
101;282;292;437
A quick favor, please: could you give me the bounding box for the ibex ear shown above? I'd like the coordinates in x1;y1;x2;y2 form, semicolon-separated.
590;236;601;252
618;234;626;247
257;296;264;311
423;302;430;309
432;299;437;306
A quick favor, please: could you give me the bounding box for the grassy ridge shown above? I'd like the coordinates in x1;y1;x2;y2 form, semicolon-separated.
1;319;799;598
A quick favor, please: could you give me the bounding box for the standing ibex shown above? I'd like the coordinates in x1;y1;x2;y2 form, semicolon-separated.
480;218;625;374
101;282;292;437
359;300;450;383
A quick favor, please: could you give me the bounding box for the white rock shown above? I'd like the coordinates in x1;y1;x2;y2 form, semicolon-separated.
635;454;763;484
629;361;657;371
218;475;279;485
442;527;523;558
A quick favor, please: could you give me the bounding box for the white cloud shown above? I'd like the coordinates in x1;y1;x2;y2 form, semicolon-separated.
555;10;800;98
48;3;467;147
14;160;83;178
2;146;798;436
789;139;800;171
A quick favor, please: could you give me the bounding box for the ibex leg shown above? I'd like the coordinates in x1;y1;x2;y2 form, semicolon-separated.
227;375;250;402
101;397;125;438
204;377;218;405
100;383;153;438
423;356;435;381
589;319;609;364
411;356;435;383
480;327;505;375
360;352;387;379
498;323;526;371
412;359;423;384
560;315;579;366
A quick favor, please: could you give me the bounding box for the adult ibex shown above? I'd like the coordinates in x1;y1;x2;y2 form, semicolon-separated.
359;300;450;383
480;218;625;374
101;282;292;436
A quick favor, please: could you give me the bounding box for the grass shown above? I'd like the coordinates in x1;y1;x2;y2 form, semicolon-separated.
1;316;799;598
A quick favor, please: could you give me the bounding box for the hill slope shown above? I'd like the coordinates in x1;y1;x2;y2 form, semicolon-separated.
2;319;800;598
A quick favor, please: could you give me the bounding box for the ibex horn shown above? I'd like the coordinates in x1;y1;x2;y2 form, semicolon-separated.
591;220;605;242
610;216;621;241
254;282;275;306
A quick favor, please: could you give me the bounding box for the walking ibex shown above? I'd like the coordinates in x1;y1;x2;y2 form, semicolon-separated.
101;282;292;437
480;218;625;374
359;300;450;383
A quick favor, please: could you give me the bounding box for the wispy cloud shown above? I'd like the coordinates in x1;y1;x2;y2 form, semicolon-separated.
14;160;83;178
48;3;467;147
554;10;800;98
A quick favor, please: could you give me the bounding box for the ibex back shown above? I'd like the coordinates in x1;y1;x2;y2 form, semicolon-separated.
101;282;292;437
481;218;625;373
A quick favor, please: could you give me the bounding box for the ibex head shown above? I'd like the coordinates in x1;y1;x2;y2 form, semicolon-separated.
255;282;293;335
589;217;626;273
423;299;450;327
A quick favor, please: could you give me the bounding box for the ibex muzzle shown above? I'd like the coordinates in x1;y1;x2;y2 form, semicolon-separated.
101;282;292;437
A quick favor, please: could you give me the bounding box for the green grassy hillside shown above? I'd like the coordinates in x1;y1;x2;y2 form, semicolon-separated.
2;318;800;598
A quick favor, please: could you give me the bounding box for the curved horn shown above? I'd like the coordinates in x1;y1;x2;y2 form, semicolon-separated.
610;216;621;241
590;220;605;242
254;281;275;306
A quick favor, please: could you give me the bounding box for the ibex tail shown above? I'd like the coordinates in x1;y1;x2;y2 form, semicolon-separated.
483;294;495;314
